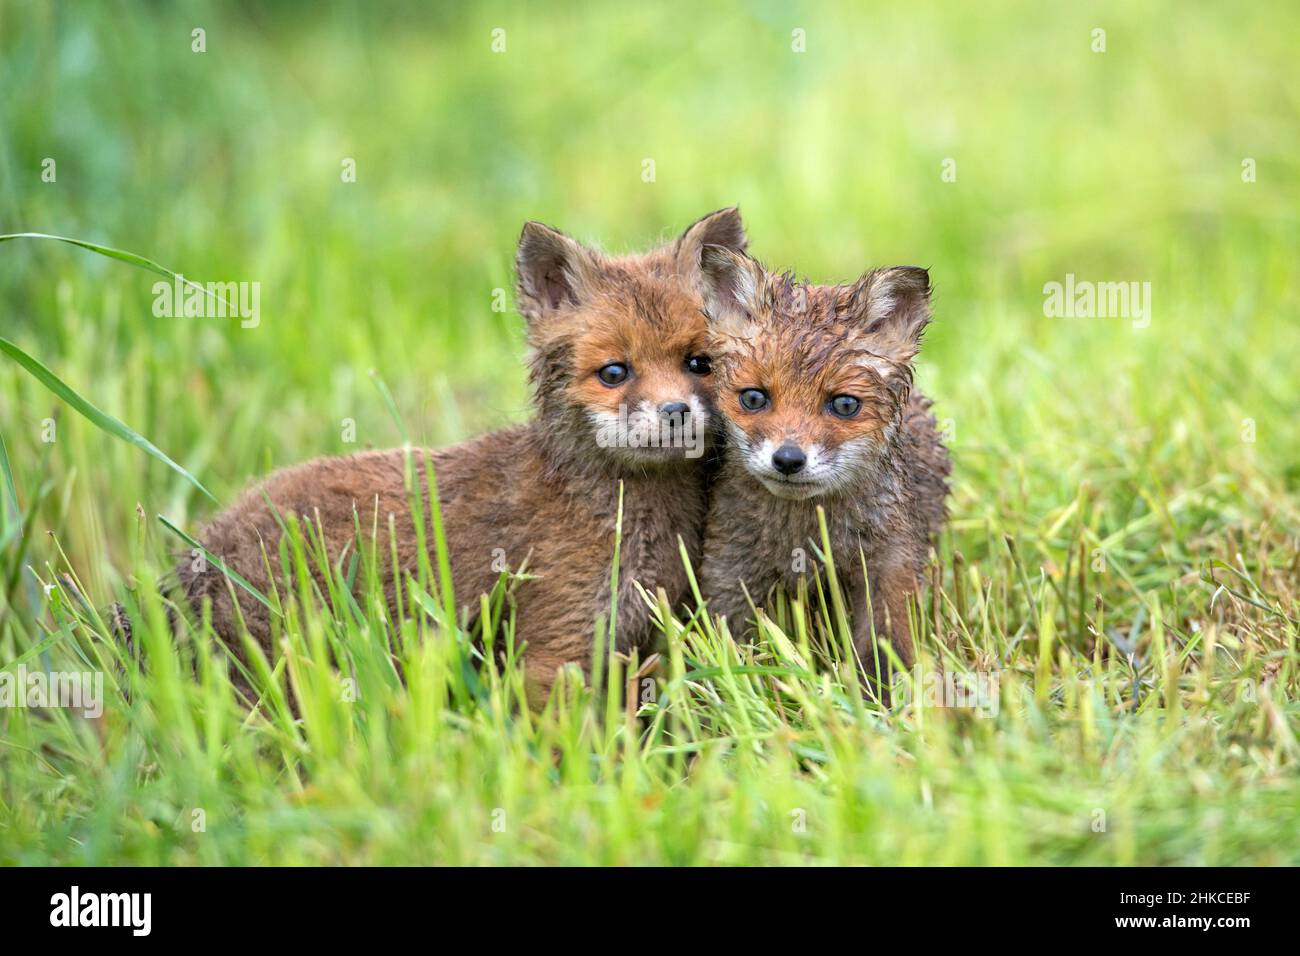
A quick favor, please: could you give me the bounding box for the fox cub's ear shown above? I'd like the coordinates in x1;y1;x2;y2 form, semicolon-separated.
846;266;932;367
675;207;747;282
515;222;603;322
698;244;764;319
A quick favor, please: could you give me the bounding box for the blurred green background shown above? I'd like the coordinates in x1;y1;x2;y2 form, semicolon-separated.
1;0;1297;607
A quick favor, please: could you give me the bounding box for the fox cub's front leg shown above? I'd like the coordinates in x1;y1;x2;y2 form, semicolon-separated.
701;532;780;638
852;561;919;674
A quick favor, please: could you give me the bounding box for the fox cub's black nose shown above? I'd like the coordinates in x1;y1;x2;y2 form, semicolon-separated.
660;401;691;421
771;443;806;475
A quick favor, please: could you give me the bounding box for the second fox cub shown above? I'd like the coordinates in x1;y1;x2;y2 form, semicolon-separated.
178;208;747;705
697;247;950;671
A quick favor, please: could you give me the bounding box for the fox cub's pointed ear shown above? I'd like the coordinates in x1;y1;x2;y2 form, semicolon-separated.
675;207;747;280
515;221;602;322
698;244;763;318
698;246;766;353
847;266;932;366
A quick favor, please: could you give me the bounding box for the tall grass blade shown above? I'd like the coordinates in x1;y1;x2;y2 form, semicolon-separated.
0;336;216;502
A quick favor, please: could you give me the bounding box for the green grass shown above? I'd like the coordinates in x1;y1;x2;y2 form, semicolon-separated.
2;0;1298;865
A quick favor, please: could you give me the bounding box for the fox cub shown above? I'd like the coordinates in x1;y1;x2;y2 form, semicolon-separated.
696;246;950;672
178;208;747;705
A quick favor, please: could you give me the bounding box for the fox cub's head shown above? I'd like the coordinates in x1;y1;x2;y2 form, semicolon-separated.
516;208;746;468
700;247;931;500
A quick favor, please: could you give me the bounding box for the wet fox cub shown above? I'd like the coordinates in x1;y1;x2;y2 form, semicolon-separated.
696;246;950;672
178;208;747;705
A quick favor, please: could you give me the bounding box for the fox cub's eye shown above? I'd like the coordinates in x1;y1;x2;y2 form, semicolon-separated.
686;355;712;376
828;395;861;418
596;363;629;386
738;388;770;412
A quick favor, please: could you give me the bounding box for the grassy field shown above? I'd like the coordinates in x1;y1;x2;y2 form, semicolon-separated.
1;0;1298;865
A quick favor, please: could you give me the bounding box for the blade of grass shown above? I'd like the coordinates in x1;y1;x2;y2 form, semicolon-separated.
0;336;215;502
157;514;280;615
0;232;238;316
